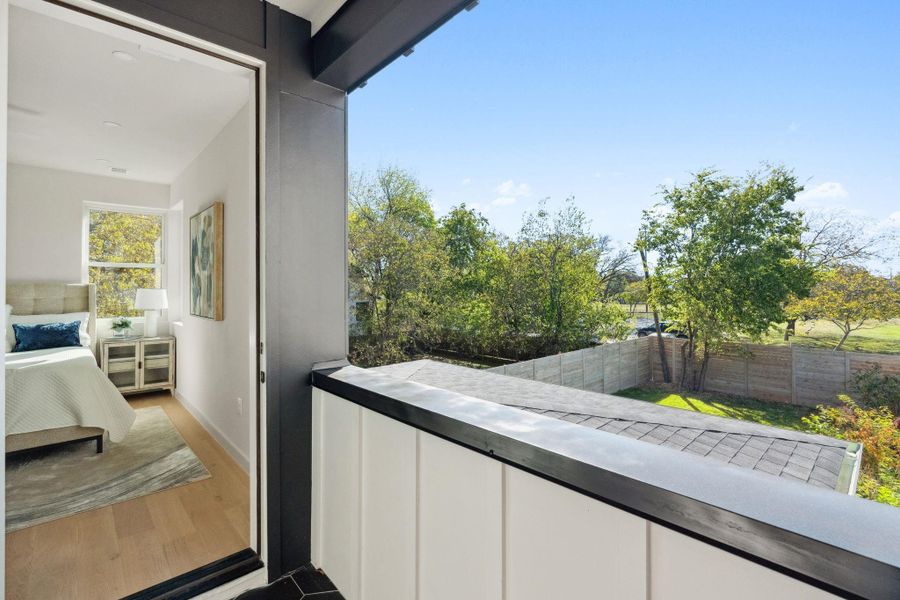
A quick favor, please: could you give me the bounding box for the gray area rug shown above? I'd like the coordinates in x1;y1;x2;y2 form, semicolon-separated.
6;406;210;532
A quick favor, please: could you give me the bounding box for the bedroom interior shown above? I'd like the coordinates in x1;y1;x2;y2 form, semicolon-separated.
4;1;259;598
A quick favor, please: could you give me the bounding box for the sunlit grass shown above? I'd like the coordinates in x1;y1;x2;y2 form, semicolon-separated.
615;387;812;431
758;319;900;354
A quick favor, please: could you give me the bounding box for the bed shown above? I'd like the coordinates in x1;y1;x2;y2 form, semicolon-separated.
5;283;136;454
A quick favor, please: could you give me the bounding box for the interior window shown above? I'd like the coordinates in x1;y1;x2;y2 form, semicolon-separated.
88;208;164;318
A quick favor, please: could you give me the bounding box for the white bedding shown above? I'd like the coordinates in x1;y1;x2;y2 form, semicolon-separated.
5;346;136;442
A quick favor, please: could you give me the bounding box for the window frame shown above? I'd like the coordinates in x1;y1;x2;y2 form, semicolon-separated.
83;203;168;318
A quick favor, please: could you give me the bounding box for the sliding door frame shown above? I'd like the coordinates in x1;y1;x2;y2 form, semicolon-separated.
3;0;268;596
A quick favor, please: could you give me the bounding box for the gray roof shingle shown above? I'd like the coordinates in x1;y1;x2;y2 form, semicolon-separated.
373;360;860;493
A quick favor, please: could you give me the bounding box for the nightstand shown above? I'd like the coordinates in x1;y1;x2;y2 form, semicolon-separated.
100;336;176;394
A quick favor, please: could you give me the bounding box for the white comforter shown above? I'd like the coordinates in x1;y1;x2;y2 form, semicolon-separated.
5;347;136;442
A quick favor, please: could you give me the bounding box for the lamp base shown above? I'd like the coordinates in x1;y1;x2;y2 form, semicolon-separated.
144;310;159;337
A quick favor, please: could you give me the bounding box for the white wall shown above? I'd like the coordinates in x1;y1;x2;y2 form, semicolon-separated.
1;0;10;580
312;389;840;600
169;101;254;471
6;163;170;283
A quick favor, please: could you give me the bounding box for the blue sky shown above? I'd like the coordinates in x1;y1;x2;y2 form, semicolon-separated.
348;0;900;272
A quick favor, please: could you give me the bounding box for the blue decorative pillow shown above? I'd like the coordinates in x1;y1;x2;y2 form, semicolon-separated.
12;321;82;352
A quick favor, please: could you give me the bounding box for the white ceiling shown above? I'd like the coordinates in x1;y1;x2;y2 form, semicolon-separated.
8;3;254;184
272;0;348;34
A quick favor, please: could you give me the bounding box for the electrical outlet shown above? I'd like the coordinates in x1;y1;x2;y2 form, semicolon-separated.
235;397;243;416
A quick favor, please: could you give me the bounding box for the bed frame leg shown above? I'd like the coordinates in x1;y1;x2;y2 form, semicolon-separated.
96;435;104;454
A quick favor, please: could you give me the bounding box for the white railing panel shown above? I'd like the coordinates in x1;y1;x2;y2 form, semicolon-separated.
649;524;837;600
505;467;647;599
314;390;361;599
360;409;417;600
312;388;851;600
419;432;503;600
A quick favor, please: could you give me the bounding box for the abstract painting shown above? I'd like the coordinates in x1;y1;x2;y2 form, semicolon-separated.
190;202;224;320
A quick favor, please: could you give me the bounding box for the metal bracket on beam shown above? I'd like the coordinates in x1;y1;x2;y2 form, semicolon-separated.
312;0;475;92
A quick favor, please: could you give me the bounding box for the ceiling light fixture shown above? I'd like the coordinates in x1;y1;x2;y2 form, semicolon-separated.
102;121;122;128
111;50;135;62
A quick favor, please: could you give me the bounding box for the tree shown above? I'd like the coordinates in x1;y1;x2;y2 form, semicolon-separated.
433;205;502;356
783;210;897;339
89;211;162;318
516;199;628;354
637;166;812;390
636;245;671;383
348;167;441;365
596;240;636;300
789;266;900;351
619;280;648;315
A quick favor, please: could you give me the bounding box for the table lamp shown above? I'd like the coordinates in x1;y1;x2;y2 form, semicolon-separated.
135;288;168;337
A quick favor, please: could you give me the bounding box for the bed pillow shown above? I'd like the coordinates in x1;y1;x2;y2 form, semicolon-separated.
12;321;82;352
6;312;90;351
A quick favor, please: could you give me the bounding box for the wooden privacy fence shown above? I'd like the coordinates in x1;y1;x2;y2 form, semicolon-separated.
487;337;652;395
491;336;900;407
650;338;900;406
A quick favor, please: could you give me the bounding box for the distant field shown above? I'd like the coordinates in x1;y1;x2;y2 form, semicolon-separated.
758;319;900;354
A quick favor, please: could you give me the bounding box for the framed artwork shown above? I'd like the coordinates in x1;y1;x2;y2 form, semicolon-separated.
189;202;224;320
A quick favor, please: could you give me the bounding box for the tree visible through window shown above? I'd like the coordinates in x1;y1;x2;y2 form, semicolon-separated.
88;209;164;318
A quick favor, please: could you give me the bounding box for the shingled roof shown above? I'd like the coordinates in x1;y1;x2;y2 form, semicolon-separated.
373;360;861;494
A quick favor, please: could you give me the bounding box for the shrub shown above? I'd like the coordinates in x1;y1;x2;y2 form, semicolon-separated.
803;395;900;506
853;365;900;416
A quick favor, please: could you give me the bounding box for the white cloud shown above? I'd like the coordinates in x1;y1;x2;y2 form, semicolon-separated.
879;211;900;230
492;179;530;207
495;179;530;197
461;177;472;185
799;181;848;200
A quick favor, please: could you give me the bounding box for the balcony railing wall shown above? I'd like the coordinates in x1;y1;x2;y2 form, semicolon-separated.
314;391;898;598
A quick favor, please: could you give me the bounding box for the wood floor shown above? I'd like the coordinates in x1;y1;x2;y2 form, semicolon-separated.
5;392;250;600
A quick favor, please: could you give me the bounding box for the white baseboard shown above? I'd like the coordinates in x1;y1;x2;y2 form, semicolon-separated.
174;389;250;473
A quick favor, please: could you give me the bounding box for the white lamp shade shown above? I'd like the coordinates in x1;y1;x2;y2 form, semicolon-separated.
135;288;168;310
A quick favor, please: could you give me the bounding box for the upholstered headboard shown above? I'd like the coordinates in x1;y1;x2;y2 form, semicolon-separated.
6;283;97;351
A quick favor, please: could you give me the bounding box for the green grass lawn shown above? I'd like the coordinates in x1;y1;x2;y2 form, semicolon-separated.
615;387;812;431
757;318;900;354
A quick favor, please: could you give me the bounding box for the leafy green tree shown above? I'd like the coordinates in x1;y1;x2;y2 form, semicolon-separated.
789;266;900;351
783;211;896;340
516;199;628;354
619;280;648;315
89;211;162;318
637;166;812;390
348;167;441;365
433;205;502;356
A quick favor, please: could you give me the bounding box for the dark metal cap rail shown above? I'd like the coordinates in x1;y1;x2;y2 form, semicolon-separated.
311;364;900;600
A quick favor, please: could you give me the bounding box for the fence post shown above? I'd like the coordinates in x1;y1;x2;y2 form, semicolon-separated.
599;345;605;393
744;343;750;397
634;339;639;387
844;351;851;393
790;345;797;405
580;349;586;390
